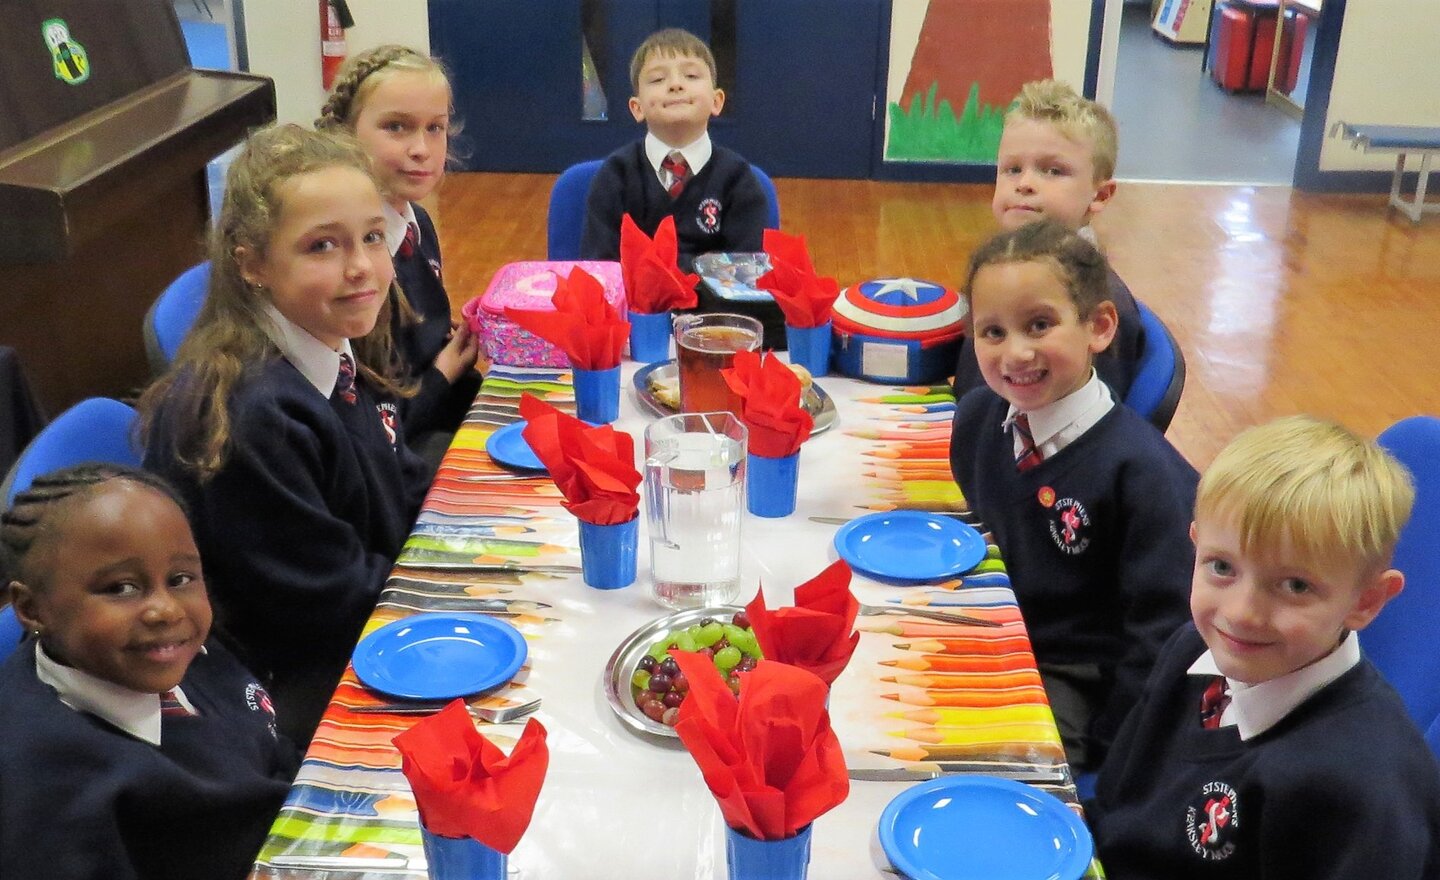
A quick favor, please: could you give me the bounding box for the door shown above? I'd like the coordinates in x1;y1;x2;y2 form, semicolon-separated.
429;0;883;177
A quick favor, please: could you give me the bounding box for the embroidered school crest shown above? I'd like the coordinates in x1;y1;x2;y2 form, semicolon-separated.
1185;781;1239;861
42;18;90;85
1047;497;1091;555
245;682;279;739
377;402;399;449
697;197;722;235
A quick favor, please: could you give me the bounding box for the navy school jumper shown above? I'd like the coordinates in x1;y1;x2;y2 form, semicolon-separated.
0;640;298;880
580;140;767;272
949;387;1197;761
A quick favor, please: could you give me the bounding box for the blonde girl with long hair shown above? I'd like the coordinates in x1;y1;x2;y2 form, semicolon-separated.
139;124;430;745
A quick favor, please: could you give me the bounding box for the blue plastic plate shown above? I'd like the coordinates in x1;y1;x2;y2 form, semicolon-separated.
833;511;987;583
353;613;527;700
485;421;546;472
879;776;1094;880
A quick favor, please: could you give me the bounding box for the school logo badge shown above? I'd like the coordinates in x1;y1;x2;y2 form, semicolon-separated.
1185;781;1239;861
377;402;399;449
1037;486;1056;508
1047;497;1091;555
697;197;722;234
42;19;89;86
245;682;279;738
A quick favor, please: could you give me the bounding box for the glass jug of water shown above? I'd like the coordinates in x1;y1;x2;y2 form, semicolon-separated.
643;412;747;609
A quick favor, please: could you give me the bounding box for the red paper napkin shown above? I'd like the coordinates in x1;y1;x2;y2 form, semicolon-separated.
620;215;699;314
671;653;849;840
721;350;814;458
754;229;841;328
518;394;641;525
746;560;861;686
505;267;629;369
392;702;549;853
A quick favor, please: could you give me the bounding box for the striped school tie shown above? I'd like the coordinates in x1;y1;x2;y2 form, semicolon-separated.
1013;413;1043;473
336;353;357;405
1200;677;1231;729
396;222;419;259
661;151;690;199
159;689;196;717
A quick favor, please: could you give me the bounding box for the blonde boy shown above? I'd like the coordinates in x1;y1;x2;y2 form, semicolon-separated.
955;80;1144;401
580;28;767;270
1091;416;1440;878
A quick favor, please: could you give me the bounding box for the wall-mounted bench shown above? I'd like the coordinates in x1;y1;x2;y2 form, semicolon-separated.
1331;122;1440;223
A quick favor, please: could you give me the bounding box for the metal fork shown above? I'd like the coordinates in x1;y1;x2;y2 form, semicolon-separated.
856;603;1002;628
351;696;541;724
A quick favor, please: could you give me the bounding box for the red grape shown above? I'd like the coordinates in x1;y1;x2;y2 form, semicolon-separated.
671;672;689;693
731;611;750;630
662;691;684;708
641;699;667;722
648;673;673;693
662;707;680;726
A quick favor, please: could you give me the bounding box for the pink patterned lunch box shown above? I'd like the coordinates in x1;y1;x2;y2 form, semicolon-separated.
463;261;627;367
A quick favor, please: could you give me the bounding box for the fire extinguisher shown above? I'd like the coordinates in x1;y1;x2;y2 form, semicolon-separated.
320;0;354;90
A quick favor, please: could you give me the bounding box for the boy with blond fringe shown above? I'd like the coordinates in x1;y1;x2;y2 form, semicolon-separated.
580;28;768;270
1090;416;1440;878
955;80;1145;402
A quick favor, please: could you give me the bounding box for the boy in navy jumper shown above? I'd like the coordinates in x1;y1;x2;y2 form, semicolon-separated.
954;80;1145;403
949;220;1196;771
580;28;767;271
0;464;296;880
1090;416;1440;878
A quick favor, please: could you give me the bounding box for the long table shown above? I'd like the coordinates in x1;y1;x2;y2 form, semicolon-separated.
248;362;1093;879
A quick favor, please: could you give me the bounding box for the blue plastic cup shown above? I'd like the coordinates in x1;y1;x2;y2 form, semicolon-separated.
629;310;673;364
785;321;832;378
572;365;621;424
420;827;506;880
747;451;800;518
725;824;812;880
577;516;638;589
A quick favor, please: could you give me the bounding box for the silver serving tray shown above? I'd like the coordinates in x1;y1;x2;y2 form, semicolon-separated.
603;604;744;738
631;360;837;434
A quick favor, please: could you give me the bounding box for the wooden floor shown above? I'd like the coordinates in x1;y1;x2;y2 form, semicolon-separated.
436;174;1440;469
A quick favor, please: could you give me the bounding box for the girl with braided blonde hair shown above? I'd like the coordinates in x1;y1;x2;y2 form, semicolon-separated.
319;45;483;463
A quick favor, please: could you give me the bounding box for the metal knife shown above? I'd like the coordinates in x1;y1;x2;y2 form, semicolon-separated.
849;767;1069;784
265;854;412;871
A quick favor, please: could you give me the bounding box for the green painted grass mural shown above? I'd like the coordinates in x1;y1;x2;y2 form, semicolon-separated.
886;81;1006;164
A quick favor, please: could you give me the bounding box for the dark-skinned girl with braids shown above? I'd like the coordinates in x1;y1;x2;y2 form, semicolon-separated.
0;464;296;880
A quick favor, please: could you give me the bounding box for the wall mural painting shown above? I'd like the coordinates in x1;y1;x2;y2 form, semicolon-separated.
886;0;1054;164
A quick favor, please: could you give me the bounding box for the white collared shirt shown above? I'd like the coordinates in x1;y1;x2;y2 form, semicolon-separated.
259;303;355;399
1002;369;1115;461
383;200;420;257
34;642;199;746
1187;632;1362;740
645;131;713;187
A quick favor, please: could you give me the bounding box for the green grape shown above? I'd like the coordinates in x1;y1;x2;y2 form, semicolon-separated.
713;645;742;671
695;622;725;648
674;631;700;653
647;634;676;661
632;669;651;691
730;629;762;659
721;624;748;644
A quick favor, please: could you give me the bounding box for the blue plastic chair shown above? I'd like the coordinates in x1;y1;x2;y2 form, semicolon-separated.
1361;416;1440;728
1123;301;1186;433
545;160;782;260
143;262;211;374
1425;713;1440;760
0;398;143;508
0;605;22;663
